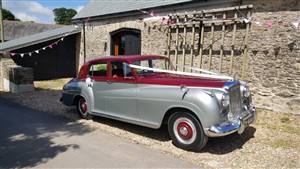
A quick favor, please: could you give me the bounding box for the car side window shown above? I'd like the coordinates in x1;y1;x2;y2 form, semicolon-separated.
89;62;107;77
111;61;133;78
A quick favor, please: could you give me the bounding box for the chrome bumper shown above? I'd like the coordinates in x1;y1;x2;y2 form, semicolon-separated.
205;106;256;137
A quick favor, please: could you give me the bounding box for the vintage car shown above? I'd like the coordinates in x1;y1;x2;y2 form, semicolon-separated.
61;55;256;151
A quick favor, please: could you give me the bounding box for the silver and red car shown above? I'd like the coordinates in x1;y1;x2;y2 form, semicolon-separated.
61;55;256;151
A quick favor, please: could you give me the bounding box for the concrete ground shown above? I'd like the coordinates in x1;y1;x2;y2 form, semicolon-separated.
0;97;197;168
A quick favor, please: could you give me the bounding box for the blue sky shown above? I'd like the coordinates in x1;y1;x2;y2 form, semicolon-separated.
3;0;89;24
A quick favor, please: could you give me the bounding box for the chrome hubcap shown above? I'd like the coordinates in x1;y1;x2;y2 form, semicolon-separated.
179;127;188;136
173;117;197;144
79;99;87;114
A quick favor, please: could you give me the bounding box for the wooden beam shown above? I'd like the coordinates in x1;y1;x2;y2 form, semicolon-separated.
170;5;253;17
190;22;195;72
174;16;179;70
182;15;187;72
242;10;251;79
199;21;204;69
167;26;171;60
230;12;237;74
208;16;215;70
219;12;226;73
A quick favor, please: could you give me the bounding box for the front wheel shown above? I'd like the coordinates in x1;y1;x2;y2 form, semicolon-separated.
168;111;208;152
76;97;92;119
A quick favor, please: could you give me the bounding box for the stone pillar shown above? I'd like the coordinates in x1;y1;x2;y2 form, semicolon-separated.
0;54;34;93
0;54;16;91
4;66;34;93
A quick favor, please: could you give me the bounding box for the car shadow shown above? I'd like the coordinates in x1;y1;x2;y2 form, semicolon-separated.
202;127;256;154
0;97;95;168
91;116;171;142
90;115;256;154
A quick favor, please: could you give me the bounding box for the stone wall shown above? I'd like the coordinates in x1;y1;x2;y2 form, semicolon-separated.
79;0;300;114
0;56;16;91
243;0;300;114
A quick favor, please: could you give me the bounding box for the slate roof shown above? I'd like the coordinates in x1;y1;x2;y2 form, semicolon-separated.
0;26;81;52
3;20;63;41
73;0;195;20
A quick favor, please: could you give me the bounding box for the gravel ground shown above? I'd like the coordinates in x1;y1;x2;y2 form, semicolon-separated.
1;79;299;169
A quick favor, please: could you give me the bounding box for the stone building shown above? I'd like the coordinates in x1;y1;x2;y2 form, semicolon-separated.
73;0;298;114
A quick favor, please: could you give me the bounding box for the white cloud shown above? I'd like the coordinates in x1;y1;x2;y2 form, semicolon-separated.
3;0;54;23
76;5;84;12
19;1;53;16
14;12;40;22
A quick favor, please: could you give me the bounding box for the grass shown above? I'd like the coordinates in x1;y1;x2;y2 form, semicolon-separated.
256;109;300;135
272;139;299;149
34;78;72;90
255;108;300;151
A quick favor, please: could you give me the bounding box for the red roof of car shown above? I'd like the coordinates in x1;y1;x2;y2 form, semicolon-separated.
85;55;167;65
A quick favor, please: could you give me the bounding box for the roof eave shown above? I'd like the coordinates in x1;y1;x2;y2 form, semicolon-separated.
0;29;81;52
72;0;240;23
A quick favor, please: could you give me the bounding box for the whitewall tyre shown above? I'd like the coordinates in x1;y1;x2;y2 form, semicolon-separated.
168;111;208;152
76;97;92;119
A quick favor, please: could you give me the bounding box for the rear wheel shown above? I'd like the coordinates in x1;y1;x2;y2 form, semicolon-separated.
168;111;208;152
76;97;92;119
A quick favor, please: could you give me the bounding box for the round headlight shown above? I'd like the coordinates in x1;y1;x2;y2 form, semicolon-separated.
221;93;230;107
241;85;251;98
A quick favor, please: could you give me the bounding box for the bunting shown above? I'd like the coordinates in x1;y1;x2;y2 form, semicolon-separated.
9;36;65;58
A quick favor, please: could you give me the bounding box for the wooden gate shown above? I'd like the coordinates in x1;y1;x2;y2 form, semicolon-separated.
166;5;252;79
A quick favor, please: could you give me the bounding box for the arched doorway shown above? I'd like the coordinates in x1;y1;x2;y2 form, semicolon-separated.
110;28;141;56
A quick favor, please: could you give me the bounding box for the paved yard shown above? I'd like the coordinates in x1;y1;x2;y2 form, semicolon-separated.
1;78;299;169
0;97;196;168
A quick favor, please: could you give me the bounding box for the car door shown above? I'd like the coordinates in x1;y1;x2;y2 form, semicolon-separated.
88;61;110;114
104;61;138;121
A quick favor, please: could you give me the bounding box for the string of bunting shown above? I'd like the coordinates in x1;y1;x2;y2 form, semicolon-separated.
139;9;299;29
9;35;68;58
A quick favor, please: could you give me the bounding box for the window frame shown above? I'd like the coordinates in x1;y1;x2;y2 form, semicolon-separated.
109;60;135;82
88;61;108;80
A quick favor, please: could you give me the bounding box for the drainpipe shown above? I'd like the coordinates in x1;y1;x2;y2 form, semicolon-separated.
82;20;86;63
0;0;4;43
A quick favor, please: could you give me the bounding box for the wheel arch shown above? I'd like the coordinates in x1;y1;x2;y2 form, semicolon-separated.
72;95;84;105
162;107;203;128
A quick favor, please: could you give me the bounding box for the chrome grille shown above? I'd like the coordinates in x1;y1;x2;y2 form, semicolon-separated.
228;85;242;116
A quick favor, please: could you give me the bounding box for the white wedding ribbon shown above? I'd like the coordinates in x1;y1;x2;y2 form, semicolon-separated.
174;64;218;75
128;64;233;80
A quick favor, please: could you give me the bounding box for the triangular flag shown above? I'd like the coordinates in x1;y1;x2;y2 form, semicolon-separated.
35;50;39;54
243;18;251;23
292;21;299;28
255;21;262;26
49;44;53;48
42;47;46;50
265;20;273;28
28;53;32;56
10;52;16;56
61;37;64;41
150;11;154;16
20;53;24;58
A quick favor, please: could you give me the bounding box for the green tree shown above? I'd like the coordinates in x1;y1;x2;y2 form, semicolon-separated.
2;9;20;21
53;8;77;25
